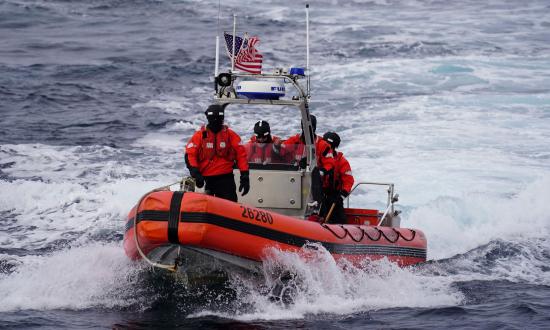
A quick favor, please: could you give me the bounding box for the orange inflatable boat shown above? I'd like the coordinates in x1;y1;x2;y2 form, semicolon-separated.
123;69;427;276
123;190;427;272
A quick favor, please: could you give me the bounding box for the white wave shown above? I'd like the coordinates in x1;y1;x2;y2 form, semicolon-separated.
131;91;210;115
190;245;463;320
0;176;179;249
132;99;185;114
430;237;550;287
132;132;187;152
315;56;550;99
0;243;141;312
407;176;550;260
0;144;180;249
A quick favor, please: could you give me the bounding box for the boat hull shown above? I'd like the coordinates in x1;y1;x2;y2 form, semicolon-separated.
123;191;427;269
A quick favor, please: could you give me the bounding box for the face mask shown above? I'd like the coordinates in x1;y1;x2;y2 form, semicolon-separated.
207;116;223;133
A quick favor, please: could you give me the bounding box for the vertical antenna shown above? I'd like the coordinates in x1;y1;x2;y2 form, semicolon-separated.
214;0;220;77
306;4;310;97
232;14;237;72
214;36;219;77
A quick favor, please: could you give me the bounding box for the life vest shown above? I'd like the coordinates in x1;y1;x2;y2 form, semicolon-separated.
245;136;282;164
281;134;334;171
186;125;248;177
324;151;354;193
197;125;236;162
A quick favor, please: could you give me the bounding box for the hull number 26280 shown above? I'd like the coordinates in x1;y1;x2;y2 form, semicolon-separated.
239;205;273;224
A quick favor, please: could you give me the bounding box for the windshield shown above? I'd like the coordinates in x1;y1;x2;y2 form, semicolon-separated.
244;142;304;167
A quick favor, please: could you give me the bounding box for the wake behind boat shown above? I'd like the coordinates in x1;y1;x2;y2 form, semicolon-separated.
123;5;427;296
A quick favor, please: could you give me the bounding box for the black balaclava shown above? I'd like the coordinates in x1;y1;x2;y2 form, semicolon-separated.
205;104;226;133
301;114;317;141
254;120;272;143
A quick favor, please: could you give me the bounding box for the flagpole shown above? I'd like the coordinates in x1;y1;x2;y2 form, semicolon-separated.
232;14;237;72
214;0;220;78
306;3;310;97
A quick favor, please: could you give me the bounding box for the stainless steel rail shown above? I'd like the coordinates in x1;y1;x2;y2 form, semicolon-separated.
345;181;398;225
210;71;319;216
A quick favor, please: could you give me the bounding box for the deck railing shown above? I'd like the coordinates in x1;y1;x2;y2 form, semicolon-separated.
345;181;399;225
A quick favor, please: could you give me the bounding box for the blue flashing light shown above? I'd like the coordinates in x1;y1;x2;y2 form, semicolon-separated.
289;67;305;76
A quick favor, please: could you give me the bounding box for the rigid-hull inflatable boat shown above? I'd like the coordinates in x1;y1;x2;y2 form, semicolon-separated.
123;23;427;274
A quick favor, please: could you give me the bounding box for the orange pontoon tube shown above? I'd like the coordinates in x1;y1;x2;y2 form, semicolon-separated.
123;191;426;269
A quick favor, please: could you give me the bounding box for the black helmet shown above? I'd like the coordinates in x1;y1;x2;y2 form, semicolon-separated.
254;120;271;138
323;131;341;150
204;104;226;119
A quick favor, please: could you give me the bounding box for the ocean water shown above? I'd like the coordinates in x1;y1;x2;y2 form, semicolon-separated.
1;0;550;328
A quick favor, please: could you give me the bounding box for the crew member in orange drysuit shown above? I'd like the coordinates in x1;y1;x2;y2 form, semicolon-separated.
320;131;355;223
244;120;282;164
280;114;334;209
185;104;249;202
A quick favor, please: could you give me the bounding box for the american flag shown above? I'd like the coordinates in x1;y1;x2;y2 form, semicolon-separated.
224;32;263;74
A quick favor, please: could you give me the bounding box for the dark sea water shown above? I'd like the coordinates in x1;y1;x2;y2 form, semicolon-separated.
1;0;550;329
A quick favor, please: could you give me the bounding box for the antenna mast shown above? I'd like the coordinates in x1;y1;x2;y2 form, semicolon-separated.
214;0;221;78
232;14;237;72
306;3;310;98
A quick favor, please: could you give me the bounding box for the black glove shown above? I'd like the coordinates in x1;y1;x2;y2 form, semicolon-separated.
319;168;333;178
239;171;250;196
340;190;349;198
189;167;204;188
299;157;307;169
328;192;342;204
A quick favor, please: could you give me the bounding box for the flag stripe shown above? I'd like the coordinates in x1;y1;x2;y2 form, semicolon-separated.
224;32;262;74
237;65;262;68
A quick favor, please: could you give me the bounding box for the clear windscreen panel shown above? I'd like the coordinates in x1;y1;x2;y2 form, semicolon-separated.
244;142;304;169
346;183;389;211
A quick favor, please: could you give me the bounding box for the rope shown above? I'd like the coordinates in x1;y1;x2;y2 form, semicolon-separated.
343;226;366;242
320;224;348;239
395;228;416;241
363;227;383;241
378;227;399;243
321;223;416;244
133;181;180;272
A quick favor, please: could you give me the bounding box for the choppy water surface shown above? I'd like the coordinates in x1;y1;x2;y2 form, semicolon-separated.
1;0;550;328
